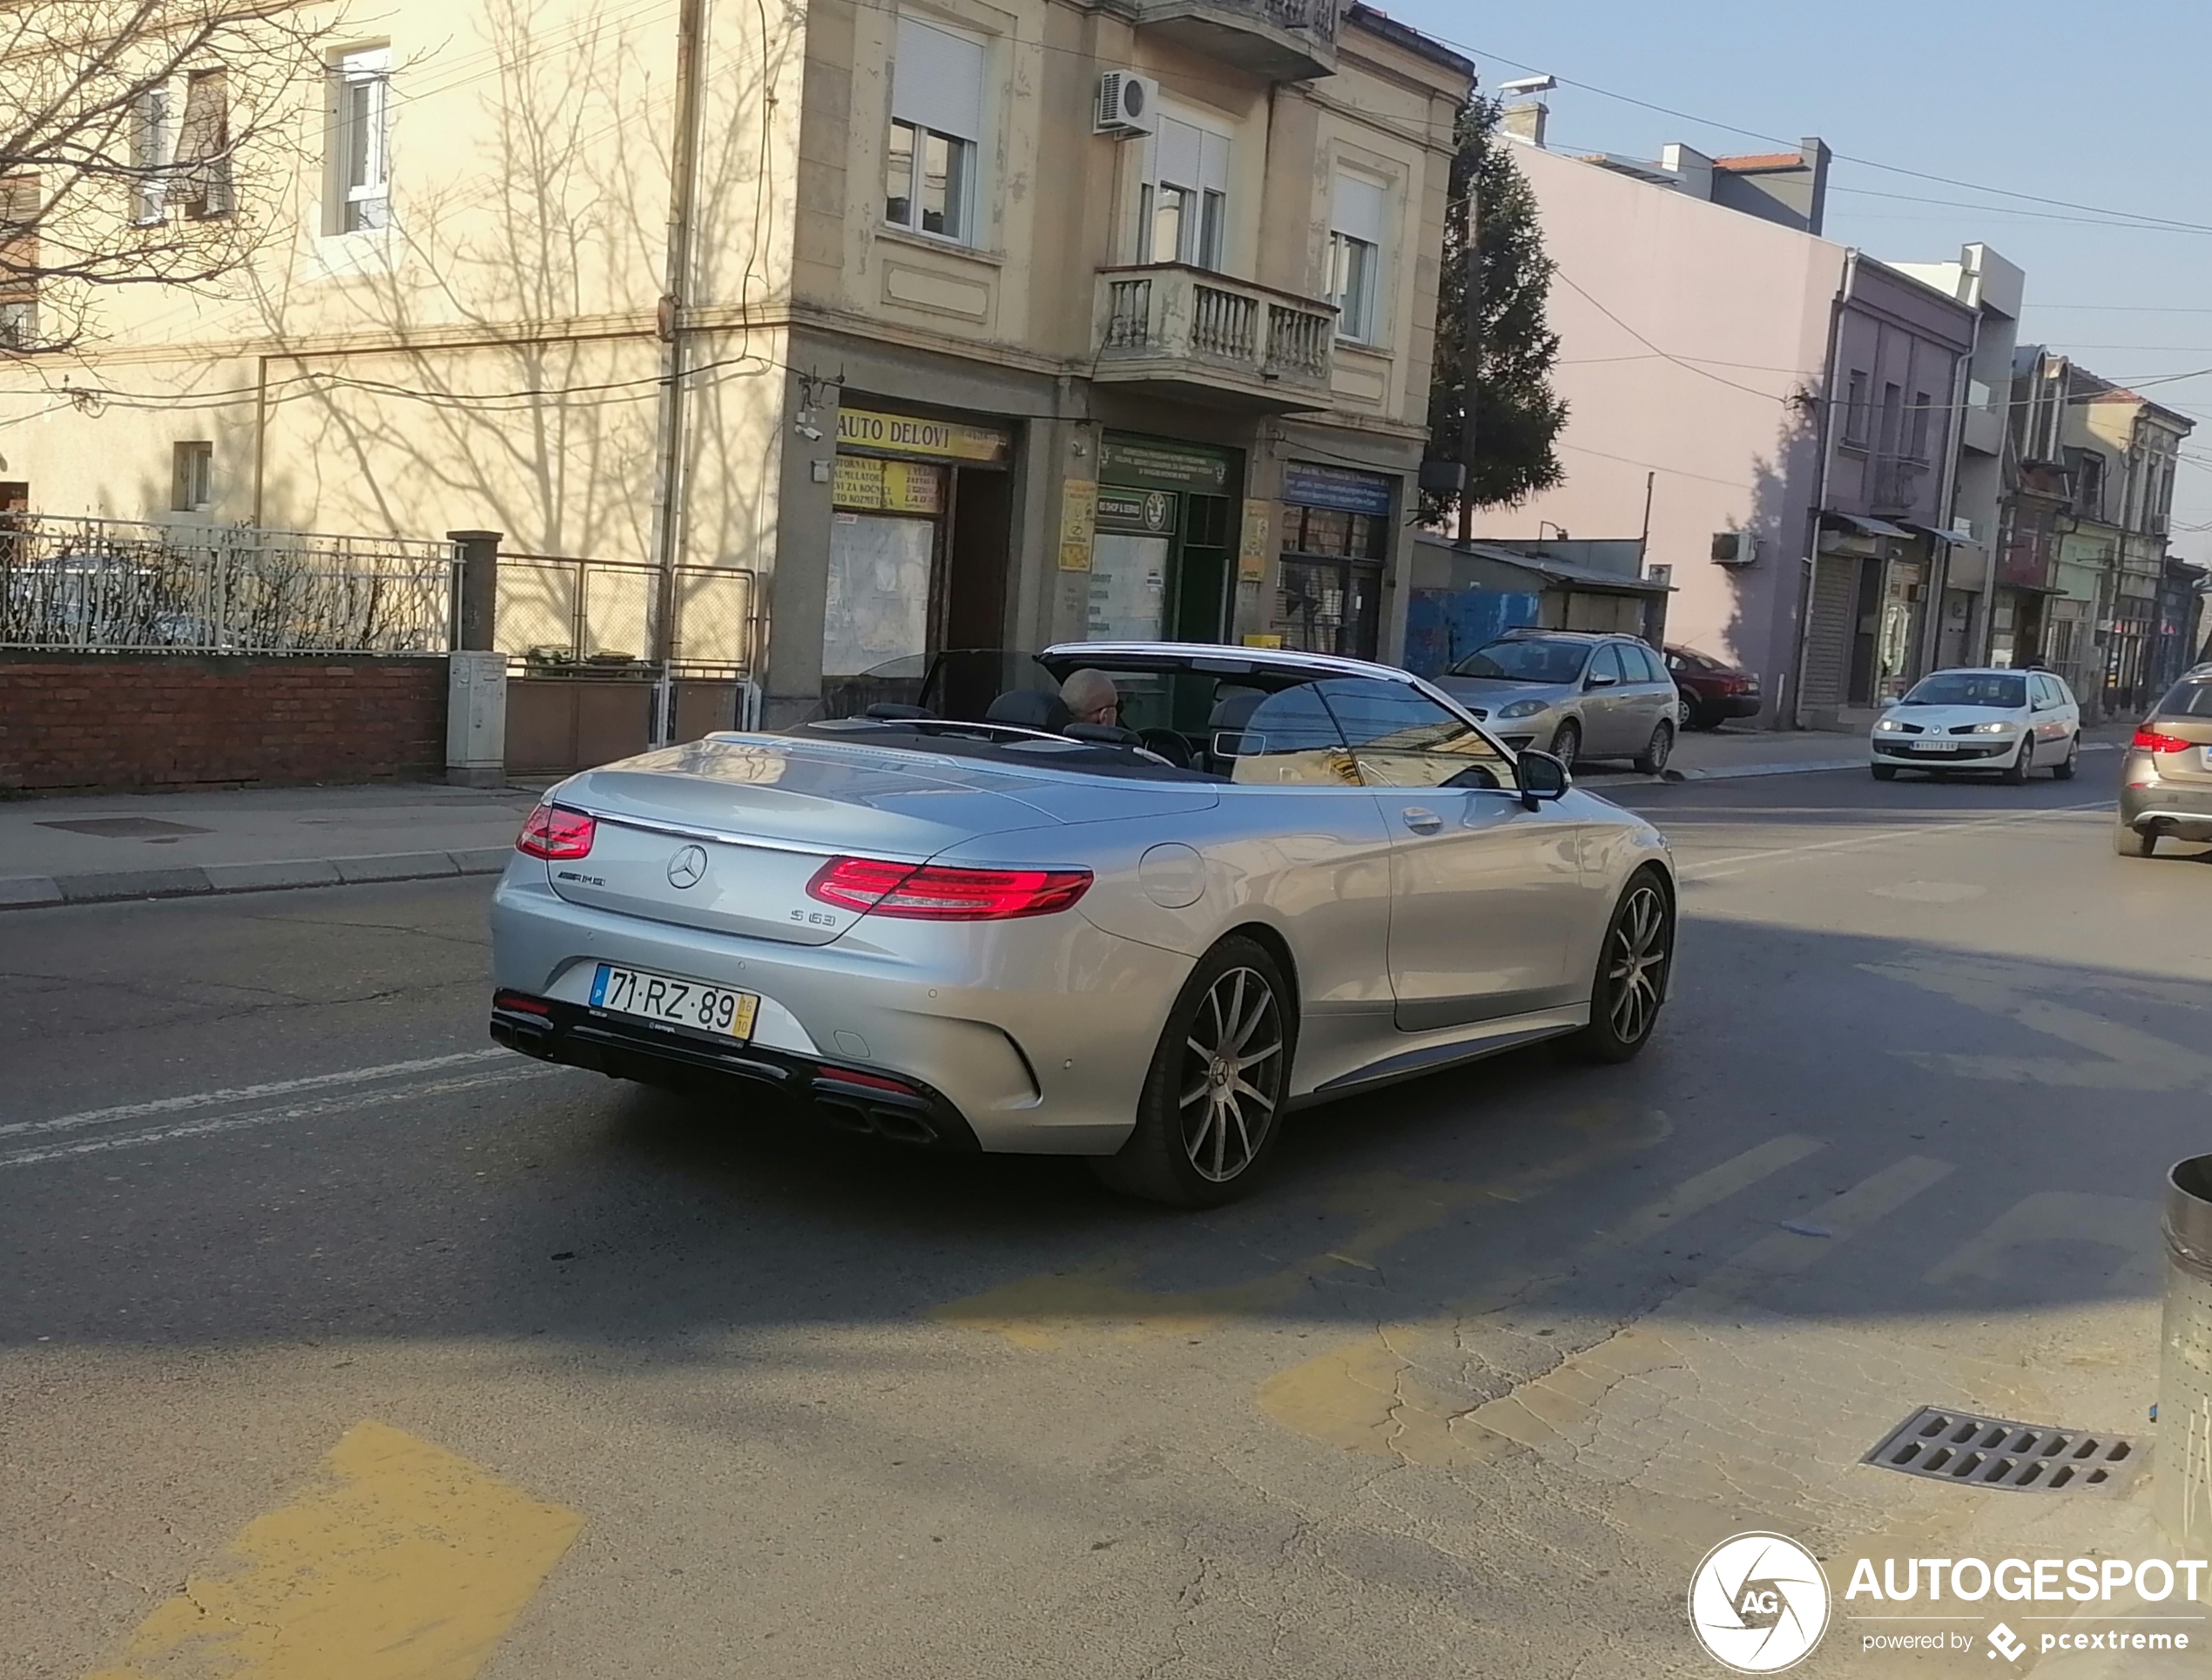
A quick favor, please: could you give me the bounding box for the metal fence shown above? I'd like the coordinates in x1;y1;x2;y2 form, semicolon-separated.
0;516;458;654
497;550;756;677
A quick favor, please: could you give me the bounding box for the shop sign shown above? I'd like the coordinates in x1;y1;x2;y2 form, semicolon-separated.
836;407;1008;464
1096;488;1174;536
1100;435;1231;495
1058;479;1097;572
833;455;943;515
1238;498;1272;582
1282;462;1395;516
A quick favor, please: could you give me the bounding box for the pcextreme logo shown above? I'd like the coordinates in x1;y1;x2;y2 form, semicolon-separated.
1689;1532;1832;1673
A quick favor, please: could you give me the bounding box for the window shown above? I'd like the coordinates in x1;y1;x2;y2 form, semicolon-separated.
1878;382;1904;455
329;48;390;234
1213;683;1359;786
1623;644;1667;685
885;17;982;244
129;85;172;225
175;68;233;219
1328;173;1387;342
1320;679;1514;792
1842;371;1869;446
1140;113;1230;268
1;175;38;347
1909;390;1932;460
172;442;213;511
2071;450;2104;519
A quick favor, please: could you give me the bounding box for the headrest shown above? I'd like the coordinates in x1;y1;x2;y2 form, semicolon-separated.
1207;689;1266;732
984;688;1073;731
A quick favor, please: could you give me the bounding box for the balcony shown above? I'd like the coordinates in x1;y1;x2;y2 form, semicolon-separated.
1092;265;1335;414
1130;0;1338;83
1869;455;1928;516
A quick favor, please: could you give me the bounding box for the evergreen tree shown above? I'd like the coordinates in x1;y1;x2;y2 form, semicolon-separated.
1424;95;1567;526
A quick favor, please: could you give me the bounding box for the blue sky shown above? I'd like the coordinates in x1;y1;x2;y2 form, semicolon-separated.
1386;0;2212;563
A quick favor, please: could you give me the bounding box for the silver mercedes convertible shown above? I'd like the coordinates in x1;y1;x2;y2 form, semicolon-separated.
489;644;1676;1205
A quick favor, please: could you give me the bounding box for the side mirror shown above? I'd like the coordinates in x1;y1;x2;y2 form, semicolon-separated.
1878;695;1899;709
1516;749;1570;811
1584;671;1618;690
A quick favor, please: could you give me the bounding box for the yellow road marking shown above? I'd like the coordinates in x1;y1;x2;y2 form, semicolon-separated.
935;1100;1668;1347
1257;1133;1828;1462
84;1420;583;1680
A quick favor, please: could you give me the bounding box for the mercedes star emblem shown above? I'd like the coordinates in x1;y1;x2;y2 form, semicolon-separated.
666;844;709;890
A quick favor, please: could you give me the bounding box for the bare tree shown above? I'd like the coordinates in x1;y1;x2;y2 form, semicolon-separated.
0;1;330;357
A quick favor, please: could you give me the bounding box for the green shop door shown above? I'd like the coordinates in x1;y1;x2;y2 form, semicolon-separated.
1097;434;1239;646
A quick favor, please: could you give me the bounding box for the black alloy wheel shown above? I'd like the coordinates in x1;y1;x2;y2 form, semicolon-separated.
1566;871;1673;1064
1092;936;1293;1207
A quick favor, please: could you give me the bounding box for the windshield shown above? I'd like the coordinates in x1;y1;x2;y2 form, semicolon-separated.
1901;672;2025;709
1448;638;1589;684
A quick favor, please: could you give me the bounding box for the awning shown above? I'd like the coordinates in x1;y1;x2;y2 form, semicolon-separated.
1822;512;1915;540
1452;541;1671;596
1899;521;1982;548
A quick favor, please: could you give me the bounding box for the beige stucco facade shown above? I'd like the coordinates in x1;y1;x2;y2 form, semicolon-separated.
0;0;1469;718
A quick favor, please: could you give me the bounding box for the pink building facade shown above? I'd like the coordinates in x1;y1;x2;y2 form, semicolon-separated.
1477;141;1974;725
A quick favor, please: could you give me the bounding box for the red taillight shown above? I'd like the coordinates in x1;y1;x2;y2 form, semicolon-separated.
494;989;552;1015
819;1068;921;1096
517;803;597;860
806;855;1093;921
2133;728;2194;755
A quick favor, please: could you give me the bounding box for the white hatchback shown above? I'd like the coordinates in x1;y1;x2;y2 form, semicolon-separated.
1869;667;2082;784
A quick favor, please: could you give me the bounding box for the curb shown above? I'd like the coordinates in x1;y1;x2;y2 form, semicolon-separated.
0;846;514;911
1580;759;1866;789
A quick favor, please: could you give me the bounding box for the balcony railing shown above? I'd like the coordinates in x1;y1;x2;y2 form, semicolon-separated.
1870;455;1928;515
1095;265;1334;412
1131;0;1338;81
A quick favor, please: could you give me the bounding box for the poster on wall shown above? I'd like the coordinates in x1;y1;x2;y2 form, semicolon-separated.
1058;480;1098;572
1238;499;1272;582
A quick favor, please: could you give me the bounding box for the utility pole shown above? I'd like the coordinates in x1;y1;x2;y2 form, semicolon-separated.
646;0;708;746
1457;186;1480;543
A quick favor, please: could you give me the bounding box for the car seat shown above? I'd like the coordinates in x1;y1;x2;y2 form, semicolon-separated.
984;688;1074;732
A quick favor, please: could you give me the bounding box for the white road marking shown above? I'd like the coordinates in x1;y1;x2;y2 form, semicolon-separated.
1678;799;2109;880
0;1065;562;1170
0;1049;510;1141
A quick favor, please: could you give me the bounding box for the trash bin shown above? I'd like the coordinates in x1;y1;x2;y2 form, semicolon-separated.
2155;1154;2212;1545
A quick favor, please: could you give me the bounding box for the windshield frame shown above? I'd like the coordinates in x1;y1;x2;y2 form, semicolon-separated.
1446;638;1595;685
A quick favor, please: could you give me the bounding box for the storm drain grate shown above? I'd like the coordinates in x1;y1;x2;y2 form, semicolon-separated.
1863;1406;2137;1493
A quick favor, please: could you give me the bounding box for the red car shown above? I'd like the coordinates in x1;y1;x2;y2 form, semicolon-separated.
1665;646;1763;729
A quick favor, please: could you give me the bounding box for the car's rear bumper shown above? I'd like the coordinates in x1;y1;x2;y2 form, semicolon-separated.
490;991;985;1149
1689;692;1762;719
2118;769;2212;839
489;867;1185;1155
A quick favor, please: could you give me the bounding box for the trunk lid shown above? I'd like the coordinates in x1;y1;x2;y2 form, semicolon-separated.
545;736;1069;945
2144;708;2212;783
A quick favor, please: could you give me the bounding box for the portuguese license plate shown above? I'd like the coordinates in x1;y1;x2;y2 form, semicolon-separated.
590;962;759;1039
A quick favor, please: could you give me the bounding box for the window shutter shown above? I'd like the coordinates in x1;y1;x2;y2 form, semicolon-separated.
175;67;232;219
1155;116;1200;188
892;17;983;143
0;175;37;302
130;86;172;224
1332;172;1386;245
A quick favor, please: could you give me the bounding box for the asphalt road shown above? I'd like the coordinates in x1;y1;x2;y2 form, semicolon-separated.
4;758;2209;1678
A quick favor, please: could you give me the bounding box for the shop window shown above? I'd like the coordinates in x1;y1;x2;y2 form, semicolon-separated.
1140;112;1230;269
886;17;982;244
1328;173;1387;342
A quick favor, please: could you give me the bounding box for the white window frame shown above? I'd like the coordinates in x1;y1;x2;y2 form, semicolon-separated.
327;46;391;237
1138;108;1231;270
172;441;213;512
884;16;984;247
129;84;173;226
1327;171;1390;344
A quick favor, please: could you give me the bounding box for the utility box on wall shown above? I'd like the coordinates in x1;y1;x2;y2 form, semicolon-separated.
446;651;508;787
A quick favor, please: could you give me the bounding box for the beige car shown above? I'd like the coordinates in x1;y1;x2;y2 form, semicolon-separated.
2115;671;2212;857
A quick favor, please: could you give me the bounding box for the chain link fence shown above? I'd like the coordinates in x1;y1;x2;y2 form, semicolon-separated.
0;516;458;654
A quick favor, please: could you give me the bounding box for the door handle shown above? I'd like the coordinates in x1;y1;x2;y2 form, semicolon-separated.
1400;806;1443;834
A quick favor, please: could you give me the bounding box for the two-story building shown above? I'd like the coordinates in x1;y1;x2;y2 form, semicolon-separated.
0;0;1471;722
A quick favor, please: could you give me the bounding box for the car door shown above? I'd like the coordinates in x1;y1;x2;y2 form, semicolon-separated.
1576;644;1626;755
1317;678;1583;1032
1622;644;1672;747
2029;674;2072;757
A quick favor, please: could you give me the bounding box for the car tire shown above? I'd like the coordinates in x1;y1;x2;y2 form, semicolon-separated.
1635;720;1674;775
1871;764;1898;781
1564;869;1674;1065
2053;734;2080;780
1548;719;1581;770
1089;935;1295;1209
2114;822;2157;859
2001;736;2033;785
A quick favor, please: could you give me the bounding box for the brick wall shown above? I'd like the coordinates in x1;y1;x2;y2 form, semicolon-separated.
0;654;447;793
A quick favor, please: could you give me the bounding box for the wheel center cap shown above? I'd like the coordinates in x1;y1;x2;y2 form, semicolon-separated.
1211;1057;1231;1087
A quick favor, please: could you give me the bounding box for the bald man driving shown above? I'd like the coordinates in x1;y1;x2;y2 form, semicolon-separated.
1060;668;1121;729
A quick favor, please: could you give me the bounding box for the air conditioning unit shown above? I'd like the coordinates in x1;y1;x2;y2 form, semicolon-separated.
1096;71;1158;138
1710;530;1758;565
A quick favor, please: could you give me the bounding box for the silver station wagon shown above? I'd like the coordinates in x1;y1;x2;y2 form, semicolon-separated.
489;644;1677;1205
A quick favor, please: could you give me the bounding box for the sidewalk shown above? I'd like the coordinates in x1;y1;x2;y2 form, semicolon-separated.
0;781;540;909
